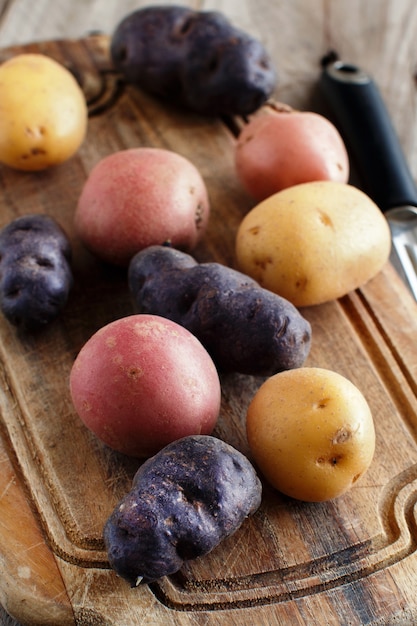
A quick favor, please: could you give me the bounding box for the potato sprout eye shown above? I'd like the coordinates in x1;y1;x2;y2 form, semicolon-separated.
115;45;127;64
177;16;195;36
5;286;21;299
35;257;54;269
206;53;220;74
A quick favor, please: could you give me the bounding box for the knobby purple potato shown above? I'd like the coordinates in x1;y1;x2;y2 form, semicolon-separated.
0;214;73;331
128;245;312;376
110;5;277;116
104;435;262;586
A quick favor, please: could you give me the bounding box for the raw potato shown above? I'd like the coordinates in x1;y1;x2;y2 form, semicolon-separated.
235;106;349;201
75;148;210;266
110;6;276;116
235;181;391;306
0;214;73;331
0;53;87;171
128;245;312;376
69;314;221;458
104;435;262;585
246;367;376;502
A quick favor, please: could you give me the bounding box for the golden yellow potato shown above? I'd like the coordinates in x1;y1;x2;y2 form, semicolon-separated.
0;53;88;171
246;367;376;502
235;181;391;306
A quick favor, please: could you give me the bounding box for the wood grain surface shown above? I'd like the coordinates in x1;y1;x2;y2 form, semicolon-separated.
1;2;417;625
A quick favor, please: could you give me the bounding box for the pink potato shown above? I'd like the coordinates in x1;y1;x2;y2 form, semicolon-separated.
74;147;210;266
235;106;349;201
69;314;221;457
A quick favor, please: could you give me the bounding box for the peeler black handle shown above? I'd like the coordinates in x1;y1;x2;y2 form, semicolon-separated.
320;60;417;211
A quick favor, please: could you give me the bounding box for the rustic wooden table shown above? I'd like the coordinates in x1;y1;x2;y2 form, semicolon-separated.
1;1;417;625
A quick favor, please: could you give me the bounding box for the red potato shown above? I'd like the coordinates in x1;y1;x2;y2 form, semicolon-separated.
235;106;349;201
74;147;210;266
69;314;221;458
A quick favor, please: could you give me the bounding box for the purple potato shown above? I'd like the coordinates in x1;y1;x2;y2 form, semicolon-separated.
178;10;276;116
128;245;312;376
0;214;73;331
104;435;262;585
110;6;277;116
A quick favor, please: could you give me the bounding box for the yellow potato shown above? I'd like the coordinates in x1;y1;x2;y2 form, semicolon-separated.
0;53;88;171
235;181;391;306
246;367;376;502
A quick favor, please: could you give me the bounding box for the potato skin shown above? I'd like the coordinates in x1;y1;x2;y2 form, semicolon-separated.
110;6;276;116
104;435;262;585
69;314;221;458
75;148;210;266
246;368;376;502
0;53;87;171
235;107;349;201
128;245;312;376
235;181;391;306
0;214;73;330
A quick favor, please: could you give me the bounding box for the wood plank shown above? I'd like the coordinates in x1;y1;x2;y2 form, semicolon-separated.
0;425;73;625
0;1;417;623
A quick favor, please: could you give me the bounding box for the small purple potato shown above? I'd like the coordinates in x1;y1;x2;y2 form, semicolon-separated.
128;245;312;376
104;435;262;585
110;6;276;116
0;214;73;331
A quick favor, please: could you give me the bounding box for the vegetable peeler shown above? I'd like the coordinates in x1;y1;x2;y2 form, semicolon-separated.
320;57;417;301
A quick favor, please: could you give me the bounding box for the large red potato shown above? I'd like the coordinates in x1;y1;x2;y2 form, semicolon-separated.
235;106;349;201
69;314;221;457
74;147;210;266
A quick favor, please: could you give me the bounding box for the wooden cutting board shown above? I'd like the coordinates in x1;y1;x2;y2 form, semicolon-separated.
1;35;417;626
